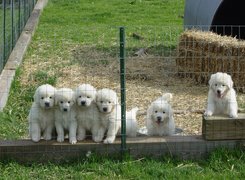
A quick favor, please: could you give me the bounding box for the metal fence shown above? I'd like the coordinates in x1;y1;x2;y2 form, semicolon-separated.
1;25;245;161
0;0;37;73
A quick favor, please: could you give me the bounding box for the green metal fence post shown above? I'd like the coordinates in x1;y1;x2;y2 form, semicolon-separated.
18;0;21;36
11;0;14;50
119;27;127;157
3;0;6;64
24;0;26;23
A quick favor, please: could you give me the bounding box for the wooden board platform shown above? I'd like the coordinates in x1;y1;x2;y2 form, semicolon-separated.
0;136;243;163
202;113;245;140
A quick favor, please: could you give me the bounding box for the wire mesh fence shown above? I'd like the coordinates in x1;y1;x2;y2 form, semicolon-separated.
1;25;245;160
0;0;37;73
15;25;245;133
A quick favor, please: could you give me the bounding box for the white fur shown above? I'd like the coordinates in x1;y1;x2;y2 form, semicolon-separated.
74;84;101;142
28;84;56;142
204;72;238;118
96;88;139;143
146;93;175;136
126;107;139;137
96;88;121;144
54;88;77;144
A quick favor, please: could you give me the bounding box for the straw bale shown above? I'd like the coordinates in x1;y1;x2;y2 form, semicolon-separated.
176;30;245;92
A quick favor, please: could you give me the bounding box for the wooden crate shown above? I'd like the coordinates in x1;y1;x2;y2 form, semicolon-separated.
202;113;245;140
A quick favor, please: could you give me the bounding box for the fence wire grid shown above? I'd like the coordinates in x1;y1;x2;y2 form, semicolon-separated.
1;25;245;159
0;0;37;73
12;25;245;134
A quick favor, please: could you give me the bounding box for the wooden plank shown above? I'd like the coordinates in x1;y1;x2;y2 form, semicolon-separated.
203;113;245;140
0;136;243;163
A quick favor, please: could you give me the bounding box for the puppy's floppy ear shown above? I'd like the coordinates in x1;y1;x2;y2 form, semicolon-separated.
115;94;119;105
227;74;234;89
208;74;215;87
71;90;76;103
168;105;174;120
54;91;59;106
92;89;97;100
33;87;40;103
146;103;154;121
161;93;173;103
73;87;79;99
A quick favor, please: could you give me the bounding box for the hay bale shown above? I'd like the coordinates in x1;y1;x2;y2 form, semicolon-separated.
176;30;245;92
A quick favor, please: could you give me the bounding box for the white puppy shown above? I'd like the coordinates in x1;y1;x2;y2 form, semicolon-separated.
126;107;139;137
96;88;121;144
146;93;175;136
74;84;101;142
54;88;77;144
28;84;56;142
96;88;139;143
204;72;238;118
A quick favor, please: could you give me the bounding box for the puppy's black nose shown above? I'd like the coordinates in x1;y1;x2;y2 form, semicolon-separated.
63;108;68;112
45;102;50;107
81;101;86;106
157;116;162;121
103;107;108;112
217;90;221;94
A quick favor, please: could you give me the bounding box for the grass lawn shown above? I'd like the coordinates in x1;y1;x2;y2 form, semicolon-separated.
1;148;245;179
1;0;245;178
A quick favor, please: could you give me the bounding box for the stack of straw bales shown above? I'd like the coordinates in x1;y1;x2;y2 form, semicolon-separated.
176;30;245;92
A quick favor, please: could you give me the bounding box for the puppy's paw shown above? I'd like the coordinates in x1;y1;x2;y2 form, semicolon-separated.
57;136;64;143
93;135;103;143
31;136;40;142
77;134;86;141
229;113;238;118
69;138;77;144
103;136;115;144
43;134;52;141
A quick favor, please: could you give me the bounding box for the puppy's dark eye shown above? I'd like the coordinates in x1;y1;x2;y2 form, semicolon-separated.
215;84;217;86
79;96;82;98
68;101;70;104
49;96;52;99
41;97;44;100
60;101;63;104
222;84;225;87
108;101;111;104
87;96;90;98
163;111;165;113
155;111;158;113
100;101;103;103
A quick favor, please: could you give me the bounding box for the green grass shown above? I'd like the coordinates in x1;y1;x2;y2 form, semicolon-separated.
0;148;245;179
36;0;184;42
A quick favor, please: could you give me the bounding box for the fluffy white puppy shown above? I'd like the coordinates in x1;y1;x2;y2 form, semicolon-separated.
146;93;175;136
28;84;56;142
54;88;77;144
96;88;139;143
74;84;101;142
96;88;121;144
126;107;139;137
204;72;238;118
